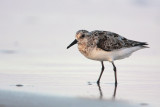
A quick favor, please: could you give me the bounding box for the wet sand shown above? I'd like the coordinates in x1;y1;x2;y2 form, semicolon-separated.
0;68;159;107
0;89;140;107
0;0;159;106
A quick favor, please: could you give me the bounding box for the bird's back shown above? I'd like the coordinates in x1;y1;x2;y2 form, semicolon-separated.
80;30;148;61
90;30;148;51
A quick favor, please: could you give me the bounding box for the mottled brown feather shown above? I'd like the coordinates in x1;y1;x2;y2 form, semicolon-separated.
90;30;148;51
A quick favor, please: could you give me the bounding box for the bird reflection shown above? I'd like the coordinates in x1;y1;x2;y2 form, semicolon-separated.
112;84;117;100
97;83;117;100
97;83;103;99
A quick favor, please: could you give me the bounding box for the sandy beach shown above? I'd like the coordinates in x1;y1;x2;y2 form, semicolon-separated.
0;68;159;107
0;89;141;107
1;0;160;107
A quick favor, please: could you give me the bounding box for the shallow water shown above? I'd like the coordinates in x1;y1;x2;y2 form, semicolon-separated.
0;0;160;106
0;66;159;107
0;44;159;107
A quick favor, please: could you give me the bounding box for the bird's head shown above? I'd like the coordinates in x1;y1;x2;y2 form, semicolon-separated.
67;30;89;49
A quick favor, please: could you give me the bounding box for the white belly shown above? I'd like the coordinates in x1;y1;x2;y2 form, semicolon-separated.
84;46;144;62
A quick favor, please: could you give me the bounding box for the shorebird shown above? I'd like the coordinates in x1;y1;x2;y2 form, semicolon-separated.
67;30;148;84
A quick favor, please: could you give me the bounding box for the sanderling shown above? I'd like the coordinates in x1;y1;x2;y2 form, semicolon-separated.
67;30;148;84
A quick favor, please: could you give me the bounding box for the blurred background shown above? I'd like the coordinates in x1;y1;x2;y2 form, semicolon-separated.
0;0;160;73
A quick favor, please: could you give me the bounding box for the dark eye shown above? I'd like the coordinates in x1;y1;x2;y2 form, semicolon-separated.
81;34;85;38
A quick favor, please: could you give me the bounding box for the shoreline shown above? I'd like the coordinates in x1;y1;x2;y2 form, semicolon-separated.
0;89;141;107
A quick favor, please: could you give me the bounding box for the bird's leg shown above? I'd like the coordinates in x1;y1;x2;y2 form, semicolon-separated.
97;61;105;84
112;62;117;84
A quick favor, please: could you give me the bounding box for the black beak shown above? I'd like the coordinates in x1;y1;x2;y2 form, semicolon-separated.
67;39;78;49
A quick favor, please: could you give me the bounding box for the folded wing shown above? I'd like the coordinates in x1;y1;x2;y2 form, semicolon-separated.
91;30;148;51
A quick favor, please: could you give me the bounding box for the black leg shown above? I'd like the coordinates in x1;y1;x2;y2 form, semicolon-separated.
112;62;117;84
97;61;105;84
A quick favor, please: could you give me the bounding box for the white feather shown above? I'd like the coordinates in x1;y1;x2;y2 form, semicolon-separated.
85;46;145;62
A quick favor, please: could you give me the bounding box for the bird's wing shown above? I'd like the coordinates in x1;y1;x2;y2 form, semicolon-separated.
91;30;147;51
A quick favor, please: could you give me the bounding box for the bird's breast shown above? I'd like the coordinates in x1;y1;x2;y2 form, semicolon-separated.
78;43;90;56
78;43;112;61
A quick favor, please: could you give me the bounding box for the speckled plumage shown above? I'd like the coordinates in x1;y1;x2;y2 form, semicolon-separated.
67;30;149;84
79;30;148;51
74;30;148;61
